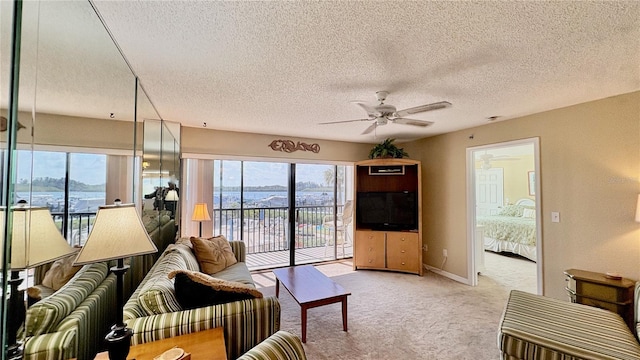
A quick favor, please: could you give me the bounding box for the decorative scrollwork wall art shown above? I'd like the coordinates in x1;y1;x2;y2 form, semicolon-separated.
268;139;320;153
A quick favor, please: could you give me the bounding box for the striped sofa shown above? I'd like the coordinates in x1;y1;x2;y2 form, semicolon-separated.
23;262;117;360
123;241;281;360
237;331;307;360
499;284;640;360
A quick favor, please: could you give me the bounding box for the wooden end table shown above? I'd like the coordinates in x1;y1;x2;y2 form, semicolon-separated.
94;327;226;360
273;265;351;343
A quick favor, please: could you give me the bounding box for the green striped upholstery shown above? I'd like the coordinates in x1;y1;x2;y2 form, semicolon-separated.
25;262;108;336
55;274;117;360
237;331;307;360
136;244;200;315
230;241;246;263
23;329;76;360
123;240;281;360
23;262;117;360
499;290;640;360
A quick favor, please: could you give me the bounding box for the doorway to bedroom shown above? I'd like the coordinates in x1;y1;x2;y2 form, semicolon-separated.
467;138;541;294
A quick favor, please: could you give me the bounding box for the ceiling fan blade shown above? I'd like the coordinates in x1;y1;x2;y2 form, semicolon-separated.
395;101;452;117
351;101;378;117
361;122;377;135
393;118;434;127
318;118;372;125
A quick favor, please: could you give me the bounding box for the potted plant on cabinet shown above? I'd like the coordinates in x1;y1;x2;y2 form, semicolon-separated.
368;138;409;159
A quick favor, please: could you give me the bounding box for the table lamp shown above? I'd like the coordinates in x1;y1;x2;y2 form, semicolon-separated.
0;206;77;359
73;203;157;360
191;203;211;237
164;189;179;218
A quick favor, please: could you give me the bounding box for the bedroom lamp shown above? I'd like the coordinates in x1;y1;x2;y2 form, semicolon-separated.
0;206;77;360
192;203;211;237
73;203;157;360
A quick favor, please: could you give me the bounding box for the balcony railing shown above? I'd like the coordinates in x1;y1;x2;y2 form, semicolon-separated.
213;204;343;254
51;211;96;247
50;204;346;258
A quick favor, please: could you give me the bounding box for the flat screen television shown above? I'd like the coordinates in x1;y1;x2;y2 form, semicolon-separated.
356;191;418;231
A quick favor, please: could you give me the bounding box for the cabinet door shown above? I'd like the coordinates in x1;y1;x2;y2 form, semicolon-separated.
386;232;420;272
355;231;385;269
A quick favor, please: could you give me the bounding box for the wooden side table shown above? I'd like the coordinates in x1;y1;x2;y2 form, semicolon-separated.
94;327;227;360
564;268;635;332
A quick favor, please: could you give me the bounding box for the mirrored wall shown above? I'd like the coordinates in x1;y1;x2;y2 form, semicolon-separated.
1;1;166;359
141;118;180;259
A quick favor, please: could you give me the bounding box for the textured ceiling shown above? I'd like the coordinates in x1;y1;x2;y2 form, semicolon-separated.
13;1;640;144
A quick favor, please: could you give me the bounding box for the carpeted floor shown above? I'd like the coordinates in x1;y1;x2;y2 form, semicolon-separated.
252;253;536;360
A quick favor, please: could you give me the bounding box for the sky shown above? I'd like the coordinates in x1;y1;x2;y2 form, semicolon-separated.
16;151;107;185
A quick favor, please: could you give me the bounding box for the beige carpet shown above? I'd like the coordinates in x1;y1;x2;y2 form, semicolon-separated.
252;255;532;360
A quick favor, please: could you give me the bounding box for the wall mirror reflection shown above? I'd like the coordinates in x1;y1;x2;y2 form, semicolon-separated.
142;119;180;258
1;1;165;359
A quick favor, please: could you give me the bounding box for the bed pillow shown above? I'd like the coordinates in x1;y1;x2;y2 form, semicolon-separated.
190;235;237;274
522;208;536;218
498;205;524;217
168;269;262;309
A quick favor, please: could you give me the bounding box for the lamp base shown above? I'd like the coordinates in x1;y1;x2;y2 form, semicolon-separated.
105;324;133;360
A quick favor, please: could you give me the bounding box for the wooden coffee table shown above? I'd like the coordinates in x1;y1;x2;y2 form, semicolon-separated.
273;265;351;343
94;327;226;359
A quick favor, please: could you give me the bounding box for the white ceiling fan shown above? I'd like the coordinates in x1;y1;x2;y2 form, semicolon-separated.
478;152;520;170
319;91;451;135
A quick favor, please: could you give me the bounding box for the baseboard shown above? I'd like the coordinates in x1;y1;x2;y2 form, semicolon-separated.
423;264;472;285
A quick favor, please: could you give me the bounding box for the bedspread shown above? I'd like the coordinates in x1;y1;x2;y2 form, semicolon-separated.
476;215;536;246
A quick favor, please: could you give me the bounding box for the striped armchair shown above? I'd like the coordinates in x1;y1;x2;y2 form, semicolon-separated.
123;241;281;360
499;284;640;360
237;331;307;360
23;262;117;360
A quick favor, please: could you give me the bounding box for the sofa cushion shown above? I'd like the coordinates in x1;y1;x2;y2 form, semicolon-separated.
137;244;199;315
212;262;255;287
41;251;82;291
168;269;262;309
25;262;108;336
190;236;237;274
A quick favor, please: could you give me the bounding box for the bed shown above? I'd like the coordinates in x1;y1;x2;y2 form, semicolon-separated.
476;198;537;261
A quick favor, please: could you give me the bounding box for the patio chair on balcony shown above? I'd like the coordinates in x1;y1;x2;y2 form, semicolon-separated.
323;200;353;257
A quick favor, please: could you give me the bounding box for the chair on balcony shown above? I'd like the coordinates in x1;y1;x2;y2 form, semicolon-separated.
323;200;353;257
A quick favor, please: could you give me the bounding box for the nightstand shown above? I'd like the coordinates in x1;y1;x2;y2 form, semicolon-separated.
564;268;635;332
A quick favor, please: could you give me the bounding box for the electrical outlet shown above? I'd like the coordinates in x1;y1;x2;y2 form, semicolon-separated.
551;212;560;223
442;249;448;257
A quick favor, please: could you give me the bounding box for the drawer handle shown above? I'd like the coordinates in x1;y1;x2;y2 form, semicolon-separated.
401;250;406;253
401;262;406;265
369;247;373;251
368;259;373;263
401;238;405;241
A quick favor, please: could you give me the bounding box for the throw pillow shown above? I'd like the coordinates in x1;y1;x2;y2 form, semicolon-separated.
41;250;82;291
190;235;237;274
168;269;262;309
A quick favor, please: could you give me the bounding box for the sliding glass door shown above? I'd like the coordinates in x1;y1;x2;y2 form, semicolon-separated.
212;159;353;270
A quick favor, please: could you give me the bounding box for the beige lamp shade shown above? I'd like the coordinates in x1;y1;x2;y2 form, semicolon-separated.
636;194;640;223
0;207;76;270
73;204;157;265
192;203;211;222
164;190;179;201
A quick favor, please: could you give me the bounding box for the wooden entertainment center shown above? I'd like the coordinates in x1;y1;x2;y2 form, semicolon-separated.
353;158;423;276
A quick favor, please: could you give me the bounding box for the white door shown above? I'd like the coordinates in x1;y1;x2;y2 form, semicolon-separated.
475;168;504;216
